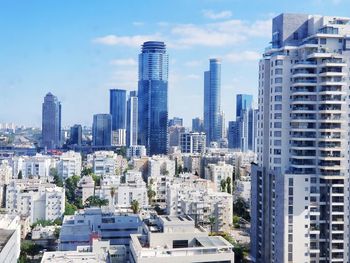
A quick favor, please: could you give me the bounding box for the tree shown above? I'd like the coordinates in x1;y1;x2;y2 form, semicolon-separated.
65;175;80;203
81;167;93;176
233;198;250;221
208;216;216;234
51;168;63;187
226;177;232;194
131;199;140;214
54;227;60;239
147;187;156;205
91;174;101;187
220;179;227;192
64;201;77;215
21;240;43;260
84;196;108;208
17;171;23;179
110;187;116;206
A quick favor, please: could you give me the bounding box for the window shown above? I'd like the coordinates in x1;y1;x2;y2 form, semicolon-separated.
320;38;327;44
293;32;299;40
274;122;282;128
275;77;283;83
275;86;282;92
275;95;282;101
275;60;283;66
275;68;283;75
173;240;189;249
274;131;281;137
274;104;282;110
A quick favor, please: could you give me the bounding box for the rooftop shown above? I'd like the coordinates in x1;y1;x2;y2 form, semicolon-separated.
0;229;15;253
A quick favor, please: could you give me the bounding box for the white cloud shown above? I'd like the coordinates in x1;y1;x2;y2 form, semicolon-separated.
132;21;144;26
225;50;261;63
184;60;203;67
202;9;232;20
107;69;138;90
186;74;200;80
93;34;161;47
110;58;137;66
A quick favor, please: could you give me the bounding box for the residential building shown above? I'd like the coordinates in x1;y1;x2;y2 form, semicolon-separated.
59;208;143;252
251;13;350;263
205;161;233;192
77;176;95;203
168;125;186;147
6;179;65;224
138;41;169;155
127;91;138;147
12;154;53;179
127;145;147;159
180;132;206;154
42;92;61;150
88;151;127;176
0;160;12;207
129;215;234;263
0;214;21;263
204;58;221;145
112;128;126;146
57;151;82;179
110;89;127;131
92;114;112;146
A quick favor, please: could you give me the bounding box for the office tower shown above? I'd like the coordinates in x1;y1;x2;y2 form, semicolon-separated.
236;94;253;118
110;89;126;131
204;58;221;145
218;110;226;139
180;132;206;154
112;129;126;146
168;117;183;127
251;14;350;263
168;126;186;147
227;121;239;149
69;124;82;146
42;92;61;149
138;41;169;155
192;117;204;133
92;114;112;146
126;91;138;147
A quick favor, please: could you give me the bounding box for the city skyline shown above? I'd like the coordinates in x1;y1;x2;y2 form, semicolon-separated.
1;0;348;127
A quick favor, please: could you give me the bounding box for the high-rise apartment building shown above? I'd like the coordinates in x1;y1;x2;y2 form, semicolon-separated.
138;41;169;155
180;132;206;154
168;117;183;127
204;59;221;145
92;114;112;146
110;89;126;131
251;13;350;263
127;91;138;147
42;92;61;149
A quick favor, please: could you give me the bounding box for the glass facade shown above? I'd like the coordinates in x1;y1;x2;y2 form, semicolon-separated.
236;94;253;118
204;58;221;145
138;41;169;155
92;114;112;146
69;124;82;146
126;91;138;147
110;89;126;131
42;92;61;149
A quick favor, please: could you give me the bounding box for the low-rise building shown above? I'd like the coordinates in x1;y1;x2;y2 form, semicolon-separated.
12;154;54;179
0;214;21;263
127;145;147;159
180;132;206;154
57;151;82;178
205;161;233;192
6;179;65;224
77;176;95;203
88;151;127;176
129;215;234;263
0;160;12;207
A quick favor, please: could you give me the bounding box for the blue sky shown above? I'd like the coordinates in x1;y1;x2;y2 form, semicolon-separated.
1;0;349;127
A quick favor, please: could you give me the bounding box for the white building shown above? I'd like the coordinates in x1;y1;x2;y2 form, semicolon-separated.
0;214;21;263
205;161;233;192
57;151;82;179
148;156;175;178
112;129;126;146
251;13;350;263
12;154;53;179
0;160;12;206
166;174;233;232
180;132;206;154
6;179;65;224
127;91;138;147
59;208;143;253
77;176;95;203
129;215;234;263
127;145;147;159
88;151;127;176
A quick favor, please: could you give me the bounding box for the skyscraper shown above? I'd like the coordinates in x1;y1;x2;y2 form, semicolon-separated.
251;13;350;263
92;114;112;146
138;41;169;155
192;117;204;133
236;94;253;118
69;124;82;146
126;91;138;147
204;58;221;145
168;117;183;127
110;89;126;131
42;92;61;149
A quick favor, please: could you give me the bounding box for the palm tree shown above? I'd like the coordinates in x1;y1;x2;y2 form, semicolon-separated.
131;200;140;214
110;187;116;207
208;216;216;234
226;177;232;194
147;187;156;205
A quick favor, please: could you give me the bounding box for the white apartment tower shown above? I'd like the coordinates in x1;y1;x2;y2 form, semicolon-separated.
251;14;350;263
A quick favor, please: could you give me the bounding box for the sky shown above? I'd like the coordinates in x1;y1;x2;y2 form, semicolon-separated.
0;0;349;128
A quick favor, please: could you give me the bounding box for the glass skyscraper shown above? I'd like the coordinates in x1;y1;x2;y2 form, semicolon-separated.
126;90;138;147
236;94;253;118
110;89;126;131
204;58;221;145
92;114;112;146
42;92;61;149
138;41;169;155
69;124;82;146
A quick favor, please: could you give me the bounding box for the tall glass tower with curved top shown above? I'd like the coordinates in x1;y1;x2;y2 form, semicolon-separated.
138;41;169;155
204;58;222;145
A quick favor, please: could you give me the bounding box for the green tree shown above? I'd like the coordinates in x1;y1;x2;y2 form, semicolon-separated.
220;179;227;192
233;198;250;221
84;196;108;207
21;240;43;260
17;171;23;179
226;177;232;194
208;216;216;234
64;201;77;215
65;175;80;203
147;187;156;205
81;167;93;176
131;199;140;214
54;227;60;239
51;168;63;187
91;174;101;187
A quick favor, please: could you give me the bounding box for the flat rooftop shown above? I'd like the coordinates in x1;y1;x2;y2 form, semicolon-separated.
0;229;15;253
41;251;106;263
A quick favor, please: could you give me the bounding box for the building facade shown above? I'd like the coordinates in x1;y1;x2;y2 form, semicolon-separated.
127;91;138;147
138;41;169;155
251;13;350;263
180;132;206;154
93;114;112;146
